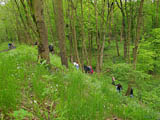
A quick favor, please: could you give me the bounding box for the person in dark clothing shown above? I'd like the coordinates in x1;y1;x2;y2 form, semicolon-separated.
8;43;15;49
34;42;54;54
8;43;12;49
116;84;122;93
84;65;91;73
88;66;94;74
34;41;38;45
48;45;54;54
84;65;94;74
130;88;133;97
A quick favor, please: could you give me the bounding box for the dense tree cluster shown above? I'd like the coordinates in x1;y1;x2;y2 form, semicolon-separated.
0;0;159;72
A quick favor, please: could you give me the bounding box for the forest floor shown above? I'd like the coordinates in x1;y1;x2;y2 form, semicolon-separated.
0;43;160;120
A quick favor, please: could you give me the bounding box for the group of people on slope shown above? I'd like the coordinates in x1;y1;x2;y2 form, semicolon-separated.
112;76;133;97
73;62;94;74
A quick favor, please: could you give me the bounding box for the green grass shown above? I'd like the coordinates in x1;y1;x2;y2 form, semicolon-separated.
0;43;159;120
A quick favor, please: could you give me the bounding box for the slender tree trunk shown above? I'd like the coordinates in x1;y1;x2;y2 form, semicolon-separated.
88;0;92;65
45;0;55;46
70;0;81;66
80;0;89;67
116;0;127;60
108;10;113;45
95;0;101;73
54;0;68;67
66;1;74;62
14;0;32;44
127;17;131;63
120;23;123;42
126;0;132;63
114;19;120;57
89;32;93;65
155;0;160;27
33;0;50;64
20;0;37;44
133;0;144;69
126;84;131;96
122;17;127;60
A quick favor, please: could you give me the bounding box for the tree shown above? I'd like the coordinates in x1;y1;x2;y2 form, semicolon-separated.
54;0;68;68
32;0;50;64
116;0;128;60
133;0;144;69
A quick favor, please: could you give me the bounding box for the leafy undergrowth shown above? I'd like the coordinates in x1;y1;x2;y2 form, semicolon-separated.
0;44;159;120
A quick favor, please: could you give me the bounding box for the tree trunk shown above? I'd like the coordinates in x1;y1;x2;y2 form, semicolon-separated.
155;0;160;27
116;0;127;60
114;19;120;57
45;0;56;47
80;0;89;67
133;0;144;69
89;33;93;65
126;0;132;63
20;0;37;44
54;0;68;67
14;0;32;44
108;11;113;45
33;0;50;64
120;23;123;42
70;0;81;66
95;0;101;73
87;0;92;65
67;1;74;63
125;84;131;96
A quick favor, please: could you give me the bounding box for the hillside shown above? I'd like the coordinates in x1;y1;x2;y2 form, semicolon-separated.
0;43;160;120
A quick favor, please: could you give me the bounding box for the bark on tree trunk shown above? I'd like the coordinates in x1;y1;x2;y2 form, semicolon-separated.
95;0;101;73
133;0;144;69
20;0;37;45
33;0;50;64
126;84;131;96
114;19;120;57
155;0;160;27
126;0;132;63
54;0;68;67
80;0;89;67
70;0;81;66
88;0;92;65
66;0;74;63
14;0;32;44
116;0;127;60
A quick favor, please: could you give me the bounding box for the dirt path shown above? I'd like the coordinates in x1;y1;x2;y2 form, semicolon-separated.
0;48;16;53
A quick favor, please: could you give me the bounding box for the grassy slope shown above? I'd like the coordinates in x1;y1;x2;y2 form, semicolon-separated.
0;43;159;120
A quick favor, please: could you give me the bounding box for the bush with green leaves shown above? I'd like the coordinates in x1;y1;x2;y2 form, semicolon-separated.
109;63;150;83
138;28;160;73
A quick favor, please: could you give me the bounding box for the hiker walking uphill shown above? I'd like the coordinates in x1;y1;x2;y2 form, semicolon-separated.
73;62;79;70
84;65;94;74
130;88;133;97
116;84;122;93
8;43;16;49
0;43;16;53
48;45;54;55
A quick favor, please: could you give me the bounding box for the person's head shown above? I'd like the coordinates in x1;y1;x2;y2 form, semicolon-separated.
73;62;76;66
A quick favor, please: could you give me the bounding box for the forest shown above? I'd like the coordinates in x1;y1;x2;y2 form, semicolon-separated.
0;0;160;119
